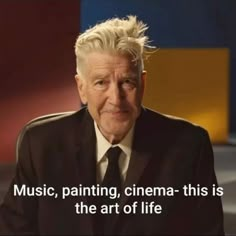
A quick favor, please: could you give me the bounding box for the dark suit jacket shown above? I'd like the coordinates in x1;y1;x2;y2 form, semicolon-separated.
0;107;224;235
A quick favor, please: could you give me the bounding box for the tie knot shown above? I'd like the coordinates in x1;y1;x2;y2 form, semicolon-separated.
106;146;122;163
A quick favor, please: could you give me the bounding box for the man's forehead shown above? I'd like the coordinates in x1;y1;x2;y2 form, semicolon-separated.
84;52;139;75
85;51;137;66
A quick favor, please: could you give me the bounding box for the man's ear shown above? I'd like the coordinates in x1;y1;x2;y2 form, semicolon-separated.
140;70;147;99
75;75;87;104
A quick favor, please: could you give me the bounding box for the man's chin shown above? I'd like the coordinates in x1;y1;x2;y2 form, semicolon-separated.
100;123;131;141
113;125;131;135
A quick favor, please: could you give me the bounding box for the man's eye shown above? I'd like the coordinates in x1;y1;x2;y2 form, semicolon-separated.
122;79;136;89
124;79;131;84
94;80;108;90
95;80;104;85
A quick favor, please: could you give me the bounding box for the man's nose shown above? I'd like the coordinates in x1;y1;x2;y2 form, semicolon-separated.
108;83;125;105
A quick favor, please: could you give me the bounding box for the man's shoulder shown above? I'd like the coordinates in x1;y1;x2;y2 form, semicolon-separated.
25;107;86;130
140;107;209;138
18;107;89;142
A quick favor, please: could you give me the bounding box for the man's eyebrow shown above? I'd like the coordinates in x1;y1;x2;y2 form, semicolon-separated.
122;73;138;79
90;72;138;80
90;74;110;80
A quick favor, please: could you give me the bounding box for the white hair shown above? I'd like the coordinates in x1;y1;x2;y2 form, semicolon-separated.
74;15;151;77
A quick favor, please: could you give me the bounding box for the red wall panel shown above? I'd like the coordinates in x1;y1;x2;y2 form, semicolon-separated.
0;1;80;163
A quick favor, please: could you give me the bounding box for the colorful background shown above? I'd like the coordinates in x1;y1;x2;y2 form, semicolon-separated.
1;0;236;163
0;1;235;234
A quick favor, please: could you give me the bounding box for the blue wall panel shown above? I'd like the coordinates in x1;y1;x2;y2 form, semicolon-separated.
81;0;236;135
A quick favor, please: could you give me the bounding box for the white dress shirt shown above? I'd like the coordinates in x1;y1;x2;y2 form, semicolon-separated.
94;122;134;184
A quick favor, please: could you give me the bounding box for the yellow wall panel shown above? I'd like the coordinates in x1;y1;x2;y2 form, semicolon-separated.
143;48;229;144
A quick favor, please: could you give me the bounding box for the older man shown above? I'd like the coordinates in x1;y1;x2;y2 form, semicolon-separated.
0;16;224;235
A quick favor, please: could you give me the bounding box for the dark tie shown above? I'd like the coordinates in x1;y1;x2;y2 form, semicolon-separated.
98;146;122;235
102;146;122;193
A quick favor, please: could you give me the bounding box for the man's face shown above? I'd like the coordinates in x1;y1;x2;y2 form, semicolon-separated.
75;52;146;144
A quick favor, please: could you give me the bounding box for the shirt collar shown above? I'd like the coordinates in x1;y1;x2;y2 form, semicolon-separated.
94;121;134;163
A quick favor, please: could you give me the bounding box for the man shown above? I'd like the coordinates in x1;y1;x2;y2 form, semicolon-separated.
0;16;224;235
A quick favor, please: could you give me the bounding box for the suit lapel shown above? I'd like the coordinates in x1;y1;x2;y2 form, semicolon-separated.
119;150;151;209
117;108;150;210
75;109;97;188
119;107;166;209
72;108;97;235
